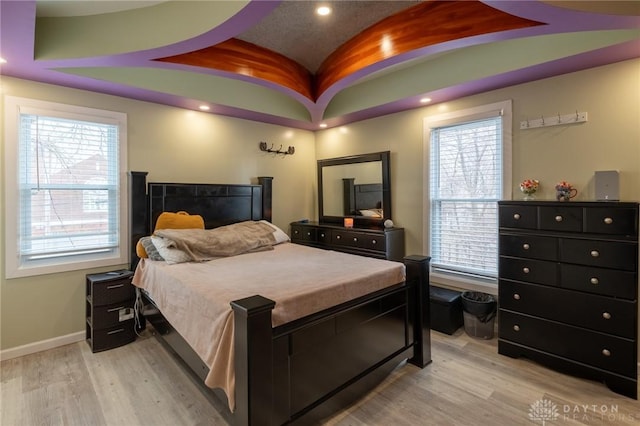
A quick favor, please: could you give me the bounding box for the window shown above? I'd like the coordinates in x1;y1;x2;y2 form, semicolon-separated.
424;101;512;285
4;97;128;278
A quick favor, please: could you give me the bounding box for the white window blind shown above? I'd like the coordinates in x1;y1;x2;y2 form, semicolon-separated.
429;116;502;279
4;96;128;278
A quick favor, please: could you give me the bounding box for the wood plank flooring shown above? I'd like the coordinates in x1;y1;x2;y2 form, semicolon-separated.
2;327;638;425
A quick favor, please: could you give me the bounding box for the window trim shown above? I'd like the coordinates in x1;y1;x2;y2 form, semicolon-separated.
423;100;512;288
4;96;129;278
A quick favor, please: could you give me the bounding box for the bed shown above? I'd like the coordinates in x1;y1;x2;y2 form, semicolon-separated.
129;171;431;425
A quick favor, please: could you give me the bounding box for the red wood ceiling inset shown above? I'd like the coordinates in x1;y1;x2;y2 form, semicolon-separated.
155;1;544;103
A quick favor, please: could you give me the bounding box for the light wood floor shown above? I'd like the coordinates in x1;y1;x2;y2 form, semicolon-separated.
2;327;638;425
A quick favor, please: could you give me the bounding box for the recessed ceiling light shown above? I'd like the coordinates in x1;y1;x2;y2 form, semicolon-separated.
199;105;210;111
316;6;332;16
319;123;328;128
420;97;432;104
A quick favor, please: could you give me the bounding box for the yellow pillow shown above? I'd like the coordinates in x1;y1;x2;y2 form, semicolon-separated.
136;211;204;258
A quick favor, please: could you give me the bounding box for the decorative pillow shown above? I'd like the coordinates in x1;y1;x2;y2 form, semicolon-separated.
136;211;205;258
155;211;204;231
151;236;192;264
138;236;164;261
259;220;290;244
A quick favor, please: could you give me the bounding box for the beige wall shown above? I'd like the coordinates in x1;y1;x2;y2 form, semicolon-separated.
2;58;639;353
0;77;316;351
316;58;640;256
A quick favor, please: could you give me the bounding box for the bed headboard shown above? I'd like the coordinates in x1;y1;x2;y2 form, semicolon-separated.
129;171;272;270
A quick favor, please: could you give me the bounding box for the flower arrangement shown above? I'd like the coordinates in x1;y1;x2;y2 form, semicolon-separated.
520;179;540;195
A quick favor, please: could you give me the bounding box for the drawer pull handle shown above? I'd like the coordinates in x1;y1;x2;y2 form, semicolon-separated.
353;237;358;242
522;267;530;274
107;328;125;335
590;277;599;285
294;230;299;235
320;233;325;238
513;293;521;300
602;349;611;357
107;284;124;290
603;217;613;225
306;232;311;236
336;235;341;239
107;306;125;313
513;325;520;332
590;250;600;258
602;312;611;320
522;243;530;250
555;215;563;222
513;213;521;220
372;239;377;244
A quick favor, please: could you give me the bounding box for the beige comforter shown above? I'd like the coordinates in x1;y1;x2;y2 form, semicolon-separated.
154;221;276;260
132;243;405;411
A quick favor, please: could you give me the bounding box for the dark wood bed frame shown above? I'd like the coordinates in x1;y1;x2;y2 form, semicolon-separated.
129;171;431;425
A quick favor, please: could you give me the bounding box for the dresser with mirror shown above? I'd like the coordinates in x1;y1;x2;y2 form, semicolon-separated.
291;151;405;261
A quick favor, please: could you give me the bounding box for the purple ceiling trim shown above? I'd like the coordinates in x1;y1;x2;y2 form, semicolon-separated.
320;39;640;130
483;0;640;28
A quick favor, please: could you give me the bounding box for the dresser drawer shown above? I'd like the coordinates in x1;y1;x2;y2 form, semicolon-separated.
499;280;636;338
291;225;316;242
499;256;558;285
499;205;537;229
539;206;582;232
560;264;637;300
499;234;557;261
331;230;386;252
559;238;638;271
499;310;636;377
584;207;638;235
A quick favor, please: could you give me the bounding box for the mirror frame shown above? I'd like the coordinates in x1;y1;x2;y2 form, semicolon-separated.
317;151;391;227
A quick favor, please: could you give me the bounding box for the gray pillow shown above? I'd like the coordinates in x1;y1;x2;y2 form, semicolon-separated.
139;236;165;261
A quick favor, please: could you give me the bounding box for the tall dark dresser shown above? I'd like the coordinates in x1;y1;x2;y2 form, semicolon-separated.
498;201;638;398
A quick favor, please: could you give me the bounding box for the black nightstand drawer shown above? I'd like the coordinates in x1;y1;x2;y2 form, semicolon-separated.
560;238;638;271
87;271;135;306
499;280;636;338
560;264;637;300
499;256;558;285
89;320;136;353
499;310;635;377
499;205;537;229
585;207;638;235
539;206;582;232
92;300;136;329
499;234;557;261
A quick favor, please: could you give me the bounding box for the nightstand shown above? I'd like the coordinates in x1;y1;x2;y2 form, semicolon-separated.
86;270;136;352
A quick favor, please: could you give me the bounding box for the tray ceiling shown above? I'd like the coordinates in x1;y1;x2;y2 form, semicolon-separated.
1;1;639;130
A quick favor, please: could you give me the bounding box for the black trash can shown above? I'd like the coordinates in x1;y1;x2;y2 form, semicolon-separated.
461;291;497;339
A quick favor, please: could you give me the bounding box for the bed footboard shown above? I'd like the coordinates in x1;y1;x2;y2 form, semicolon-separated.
231;255;431;426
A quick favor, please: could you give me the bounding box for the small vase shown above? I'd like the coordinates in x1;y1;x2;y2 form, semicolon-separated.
522;192;536;201
556;188;577;201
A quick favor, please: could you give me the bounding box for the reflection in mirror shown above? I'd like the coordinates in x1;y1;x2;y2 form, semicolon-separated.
322;162;382;217
317;151;391;226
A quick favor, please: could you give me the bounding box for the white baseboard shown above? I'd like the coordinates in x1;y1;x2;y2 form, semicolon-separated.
0;331;85;361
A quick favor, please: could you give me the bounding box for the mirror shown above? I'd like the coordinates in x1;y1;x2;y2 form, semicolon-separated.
318;151;391;226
